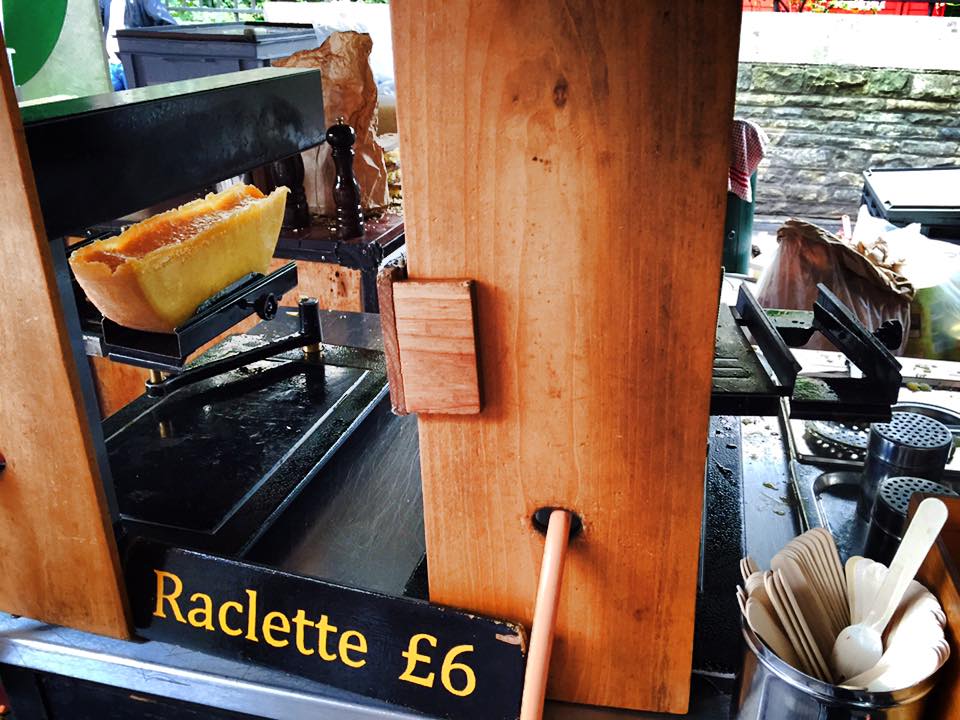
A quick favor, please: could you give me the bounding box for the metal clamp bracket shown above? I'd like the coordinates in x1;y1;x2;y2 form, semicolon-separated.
144;297;323;398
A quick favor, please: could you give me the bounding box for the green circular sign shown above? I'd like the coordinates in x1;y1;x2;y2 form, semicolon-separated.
2;0;68;85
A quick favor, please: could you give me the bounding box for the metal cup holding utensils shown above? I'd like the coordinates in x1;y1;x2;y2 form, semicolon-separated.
736;411;956;718
736;623;937;720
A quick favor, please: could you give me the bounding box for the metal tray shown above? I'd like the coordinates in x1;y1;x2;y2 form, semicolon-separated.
788;400;960;480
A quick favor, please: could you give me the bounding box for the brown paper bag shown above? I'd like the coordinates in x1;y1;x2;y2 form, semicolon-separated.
757;220;913;354
274;31;390;214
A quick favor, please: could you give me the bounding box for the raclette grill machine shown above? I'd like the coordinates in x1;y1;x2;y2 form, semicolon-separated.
20;68;408;561
21;66;904;563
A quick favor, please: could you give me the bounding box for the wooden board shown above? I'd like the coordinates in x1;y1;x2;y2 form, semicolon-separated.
391;1;741;711
268;257;363;312
915;495;960;719
0;36;130;637
89;356;151;419
392;280;481;415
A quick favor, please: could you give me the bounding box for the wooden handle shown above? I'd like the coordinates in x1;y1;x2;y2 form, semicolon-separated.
864;498;948;633
520;510;572;720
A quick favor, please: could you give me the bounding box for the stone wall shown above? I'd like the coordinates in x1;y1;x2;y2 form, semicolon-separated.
735;63;960;219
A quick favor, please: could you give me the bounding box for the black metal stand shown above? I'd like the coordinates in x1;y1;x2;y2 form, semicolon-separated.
101;309;390;557
711;284;903;422
144;297;323;398
93;263;300;374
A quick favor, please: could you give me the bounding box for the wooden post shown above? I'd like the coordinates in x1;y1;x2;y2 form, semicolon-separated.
391;1;742;712
0;34;130;637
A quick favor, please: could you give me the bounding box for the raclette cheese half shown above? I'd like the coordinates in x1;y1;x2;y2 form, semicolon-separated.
70;184;289;333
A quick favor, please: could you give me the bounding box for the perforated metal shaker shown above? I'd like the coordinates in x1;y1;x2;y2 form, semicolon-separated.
857;412;952;520
863;476;958;565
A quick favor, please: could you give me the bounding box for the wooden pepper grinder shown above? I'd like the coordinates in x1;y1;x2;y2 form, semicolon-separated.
326;116;365;240
267;154;311;231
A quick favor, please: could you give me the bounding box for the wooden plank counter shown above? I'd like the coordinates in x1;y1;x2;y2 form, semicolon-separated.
0;35;129;637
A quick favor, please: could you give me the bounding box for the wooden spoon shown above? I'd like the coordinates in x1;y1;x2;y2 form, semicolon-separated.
745;570;766;598
811;528;847;604
746;571;777;619
832;498;948;681
774;568;833;681
764;571;817;678
773;553;837;661
745;597;803;670
789;538;845;635
805;530;849;628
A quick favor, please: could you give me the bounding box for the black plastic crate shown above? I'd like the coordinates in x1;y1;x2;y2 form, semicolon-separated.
117;22;318;88
861;167;960;241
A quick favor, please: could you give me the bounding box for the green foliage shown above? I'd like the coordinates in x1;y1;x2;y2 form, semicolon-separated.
167;0;388;24
167;0;263;23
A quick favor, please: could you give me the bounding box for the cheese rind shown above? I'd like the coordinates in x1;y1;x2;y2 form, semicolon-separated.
70;185;289;333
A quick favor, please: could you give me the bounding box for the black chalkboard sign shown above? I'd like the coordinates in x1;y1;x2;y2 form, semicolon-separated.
125;541;526;720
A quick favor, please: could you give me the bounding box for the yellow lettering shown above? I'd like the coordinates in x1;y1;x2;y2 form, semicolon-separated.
399;633;436;688
316;614;338;661
218;601;243;637
245;589;259;642
339;630;367;668
440;645;476;697
186;593;214;631
262;611;291;648
292;610;315;656
153;570;186;623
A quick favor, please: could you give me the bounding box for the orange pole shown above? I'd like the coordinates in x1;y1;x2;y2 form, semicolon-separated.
520;510;572;720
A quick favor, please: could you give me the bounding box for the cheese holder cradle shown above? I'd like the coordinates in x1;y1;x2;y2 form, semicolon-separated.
69;184;289;334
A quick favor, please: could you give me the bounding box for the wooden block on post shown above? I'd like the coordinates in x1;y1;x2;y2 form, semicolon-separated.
387;279;482;415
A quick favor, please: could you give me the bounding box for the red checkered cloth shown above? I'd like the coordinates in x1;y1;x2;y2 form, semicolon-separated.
728;119;768;203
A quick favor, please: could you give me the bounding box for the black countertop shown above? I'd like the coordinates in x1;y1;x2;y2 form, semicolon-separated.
0;311;806;719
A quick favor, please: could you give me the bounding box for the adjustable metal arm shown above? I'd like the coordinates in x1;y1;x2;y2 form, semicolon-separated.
145;297;323;398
